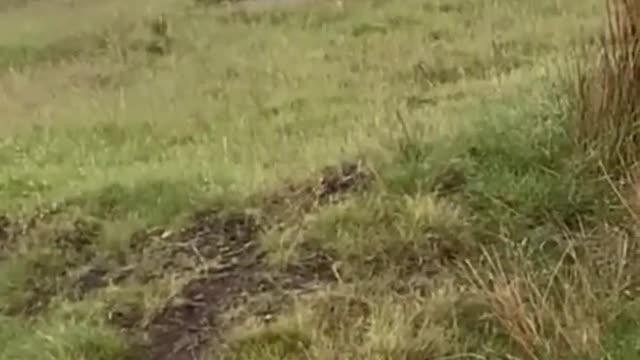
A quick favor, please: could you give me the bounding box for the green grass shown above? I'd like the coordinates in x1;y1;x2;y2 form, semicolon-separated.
3;0;640;359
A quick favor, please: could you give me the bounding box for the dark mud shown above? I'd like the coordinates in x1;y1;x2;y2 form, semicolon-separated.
128;161;371;360
0;161;370;358
133;210;265;360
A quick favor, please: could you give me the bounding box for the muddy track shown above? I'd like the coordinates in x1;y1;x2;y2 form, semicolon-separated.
127;161;371;360
0;161;370;358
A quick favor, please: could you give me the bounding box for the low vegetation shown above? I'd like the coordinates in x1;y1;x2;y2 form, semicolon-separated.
1;0;639;359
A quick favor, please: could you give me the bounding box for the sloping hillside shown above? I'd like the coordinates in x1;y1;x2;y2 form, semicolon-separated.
3;1;640;360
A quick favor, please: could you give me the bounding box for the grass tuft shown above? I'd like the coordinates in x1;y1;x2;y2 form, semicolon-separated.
223;282;460;360
569;0;640;176
460;224;639;360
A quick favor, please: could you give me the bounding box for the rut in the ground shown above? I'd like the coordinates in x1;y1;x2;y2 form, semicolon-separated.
128;161;371;360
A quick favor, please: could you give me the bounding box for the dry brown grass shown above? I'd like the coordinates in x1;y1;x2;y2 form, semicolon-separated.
570;0;640;176
461;230;634;360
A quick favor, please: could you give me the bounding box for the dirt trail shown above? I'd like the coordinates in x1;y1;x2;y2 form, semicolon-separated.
129;161;371;360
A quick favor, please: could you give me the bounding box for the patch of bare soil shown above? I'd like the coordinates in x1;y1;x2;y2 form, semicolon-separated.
124;161;371;360
0;161;369;358
129;210;265;360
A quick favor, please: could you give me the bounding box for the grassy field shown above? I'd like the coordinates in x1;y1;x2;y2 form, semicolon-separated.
3;0;640;359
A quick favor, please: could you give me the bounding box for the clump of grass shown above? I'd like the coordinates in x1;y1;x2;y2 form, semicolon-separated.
0;211;101;314
222;281;461;360
569;0;640;176
0;312;128;360
460;227;636;360
262;192;473;277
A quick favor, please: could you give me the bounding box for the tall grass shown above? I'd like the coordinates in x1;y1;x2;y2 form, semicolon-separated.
570;0;640;176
